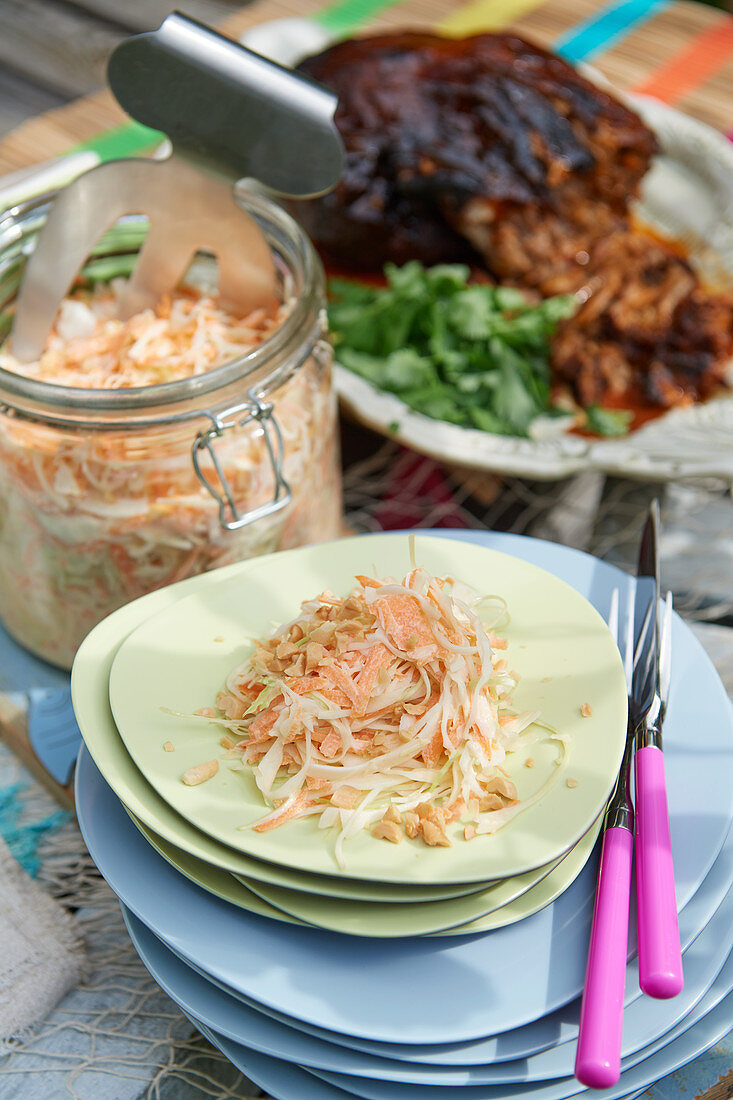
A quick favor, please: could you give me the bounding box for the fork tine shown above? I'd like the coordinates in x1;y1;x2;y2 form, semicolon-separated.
624;584;635;693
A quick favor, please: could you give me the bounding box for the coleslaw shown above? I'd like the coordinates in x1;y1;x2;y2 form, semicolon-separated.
212;555;560;866
0;280;341;667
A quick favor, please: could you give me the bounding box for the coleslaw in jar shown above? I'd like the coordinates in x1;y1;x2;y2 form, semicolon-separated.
0;191;341;667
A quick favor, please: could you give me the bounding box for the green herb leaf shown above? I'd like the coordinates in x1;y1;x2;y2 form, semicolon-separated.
585;405;633;437
328;262;577;438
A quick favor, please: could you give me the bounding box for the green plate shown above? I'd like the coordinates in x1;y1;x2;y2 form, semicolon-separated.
127;809;304;926
240;854;563;937
108;534;627;884
128;803;601;938
242;817;601;937
72;551;500;903
434;815;602;936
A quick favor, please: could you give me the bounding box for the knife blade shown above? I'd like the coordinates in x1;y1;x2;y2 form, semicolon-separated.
633;499;683;999
631;503;662;739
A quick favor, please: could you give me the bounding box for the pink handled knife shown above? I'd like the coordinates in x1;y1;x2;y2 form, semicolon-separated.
632;502;683;999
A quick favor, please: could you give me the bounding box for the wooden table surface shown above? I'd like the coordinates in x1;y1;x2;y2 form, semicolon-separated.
0;0;242;137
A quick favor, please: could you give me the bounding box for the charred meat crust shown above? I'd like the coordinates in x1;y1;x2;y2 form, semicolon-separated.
296;32;656;269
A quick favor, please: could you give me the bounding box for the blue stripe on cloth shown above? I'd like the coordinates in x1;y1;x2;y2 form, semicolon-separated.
0;782;70;877
554;0;673;63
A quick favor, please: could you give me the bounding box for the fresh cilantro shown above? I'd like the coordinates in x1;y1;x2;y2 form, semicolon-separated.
585;405;633;437
328;262;577;438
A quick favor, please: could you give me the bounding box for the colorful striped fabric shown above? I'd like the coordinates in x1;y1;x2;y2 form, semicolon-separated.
438;0;546;36
633;13;733;103
313;0;404;34
553;0;673;63
71;0;733;172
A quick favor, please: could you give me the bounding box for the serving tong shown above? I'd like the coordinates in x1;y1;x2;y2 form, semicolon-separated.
11;13;344;363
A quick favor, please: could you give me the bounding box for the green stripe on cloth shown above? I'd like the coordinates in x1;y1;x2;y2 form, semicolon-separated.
312;0;402;34
72;120;162;161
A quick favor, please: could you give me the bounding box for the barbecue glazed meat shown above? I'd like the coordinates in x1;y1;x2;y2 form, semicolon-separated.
298;31;733;414
296;32;656;280
550;231;733;408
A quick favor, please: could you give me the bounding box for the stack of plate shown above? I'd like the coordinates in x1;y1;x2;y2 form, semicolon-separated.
72;529;733;1100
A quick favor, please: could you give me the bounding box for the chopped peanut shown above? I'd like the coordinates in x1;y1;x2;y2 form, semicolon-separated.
216;691;247;720
383;804;402;825
404;812;420;839
479;793;505;812
525;757;535;768
289;623;304;642
415;801;433;820
580;702;593;718
372;820;402;844
566;777;579;789
284;653;307;677
310;620;337;644
182;759;219;786
163;741;174;752
421;819;451;847
484;774;518;800
305;641;328;672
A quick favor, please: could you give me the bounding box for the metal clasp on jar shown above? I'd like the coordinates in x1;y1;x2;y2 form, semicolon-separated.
192;395;291;530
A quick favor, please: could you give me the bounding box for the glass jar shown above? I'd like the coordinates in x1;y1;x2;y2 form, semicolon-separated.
0;190;342;668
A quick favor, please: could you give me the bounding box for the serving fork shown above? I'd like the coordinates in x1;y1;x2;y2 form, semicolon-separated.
575;582;674;1088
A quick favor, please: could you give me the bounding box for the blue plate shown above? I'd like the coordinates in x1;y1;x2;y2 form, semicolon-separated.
194;1022;646;1100
152;789;733;1073
310;953;733;1098
121;863;733;1085
75;531;733;1046
192;987;732;1100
